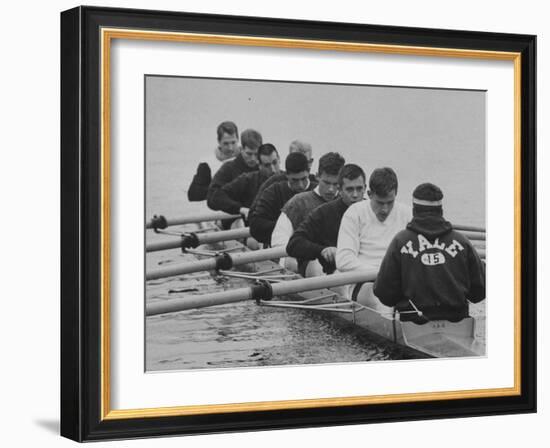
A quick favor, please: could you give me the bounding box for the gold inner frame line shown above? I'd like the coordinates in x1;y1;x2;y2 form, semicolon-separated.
100;27;522;421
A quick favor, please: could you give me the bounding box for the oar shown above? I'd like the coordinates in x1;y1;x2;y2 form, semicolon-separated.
145;226;484;252
458;230;486;241
146;269;377;316
147;246;287;280
146;211;240;229
146;227;250;252
454;224;485;233
147;242;485;279
146;214;485;232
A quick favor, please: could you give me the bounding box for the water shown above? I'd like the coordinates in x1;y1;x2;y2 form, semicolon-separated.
145;76;486;371
147;294;411;370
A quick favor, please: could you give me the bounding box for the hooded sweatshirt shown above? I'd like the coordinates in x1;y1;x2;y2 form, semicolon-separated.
373;212;485;323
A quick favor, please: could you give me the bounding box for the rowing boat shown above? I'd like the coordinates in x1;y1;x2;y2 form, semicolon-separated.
146;212;486;359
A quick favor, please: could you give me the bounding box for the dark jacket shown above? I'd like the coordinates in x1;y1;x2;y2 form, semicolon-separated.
207;170;272;215
287;198;348;275
373;213;485;323
249;179;317;245
187;162;211;202
250;172;317;213
282;190;325;230
206;154;257;206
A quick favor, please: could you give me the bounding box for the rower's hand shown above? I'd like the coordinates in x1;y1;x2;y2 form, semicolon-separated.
321;247;337;264
239;207;250;221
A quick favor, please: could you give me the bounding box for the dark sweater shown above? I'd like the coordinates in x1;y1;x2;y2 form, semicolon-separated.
249;180;317;245
187;162;211;202
206;154;257;205
208;170;272;215
253;172;287;203
287;198;348;274
250;172;317;213
373;213;486;323
282;190;326;229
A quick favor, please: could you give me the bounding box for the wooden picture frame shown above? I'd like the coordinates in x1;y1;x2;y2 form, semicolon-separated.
61;6;536;441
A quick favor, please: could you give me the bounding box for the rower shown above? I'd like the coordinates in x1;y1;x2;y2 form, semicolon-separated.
250;139;316;212
187;121;240;202
373;183;486;323
336;167;411;311
207;128;263;199
271;152;345;271
207;143;281;222
249;152;317;246
206;128;263;228
286;164;366;276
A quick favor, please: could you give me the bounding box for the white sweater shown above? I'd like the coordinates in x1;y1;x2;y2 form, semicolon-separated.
336;201;411;272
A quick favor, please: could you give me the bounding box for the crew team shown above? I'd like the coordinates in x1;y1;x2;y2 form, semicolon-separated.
187;121;486;323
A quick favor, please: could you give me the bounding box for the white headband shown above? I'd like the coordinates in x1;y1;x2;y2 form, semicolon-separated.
413;198;442;206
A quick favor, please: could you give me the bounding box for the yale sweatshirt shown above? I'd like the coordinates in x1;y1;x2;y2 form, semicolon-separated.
373;213;486;322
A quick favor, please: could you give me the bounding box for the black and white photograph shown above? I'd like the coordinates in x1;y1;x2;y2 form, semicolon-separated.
145;75;487;372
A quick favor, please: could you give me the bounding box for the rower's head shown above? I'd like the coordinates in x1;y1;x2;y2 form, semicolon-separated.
338;164;366;206
240;129;263;168
289;140;314;170
317;152;345;201
412;183;444;217
367;167;398;222
257;143;281;177
216;121;239;159
285;152;310;193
